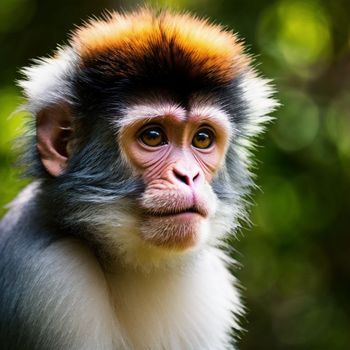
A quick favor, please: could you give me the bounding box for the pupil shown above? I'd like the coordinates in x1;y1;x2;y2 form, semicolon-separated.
147;130;160;139
197;132;208;142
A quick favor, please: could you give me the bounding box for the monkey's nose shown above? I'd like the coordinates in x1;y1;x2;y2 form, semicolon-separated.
172;168;201;187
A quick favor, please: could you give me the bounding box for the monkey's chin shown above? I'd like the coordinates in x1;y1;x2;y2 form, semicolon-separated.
139;213;206;251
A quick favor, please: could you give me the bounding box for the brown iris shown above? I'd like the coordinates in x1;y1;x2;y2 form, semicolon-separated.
139;126;167;147
192;128;215;149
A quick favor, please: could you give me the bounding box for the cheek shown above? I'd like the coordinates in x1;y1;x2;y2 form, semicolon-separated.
195;147;227;182
122;139;171;175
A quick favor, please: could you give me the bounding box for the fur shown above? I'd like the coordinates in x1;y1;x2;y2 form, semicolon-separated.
0;8;278;350
73;9;249;84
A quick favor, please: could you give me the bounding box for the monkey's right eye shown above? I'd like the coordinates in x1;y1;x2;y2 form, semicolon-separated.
139;127;167;147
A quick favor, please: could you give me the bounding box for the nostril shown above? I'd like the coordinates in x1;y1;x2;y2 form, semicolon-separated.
173;169;201;186
173;169;190;185
193;172;200;183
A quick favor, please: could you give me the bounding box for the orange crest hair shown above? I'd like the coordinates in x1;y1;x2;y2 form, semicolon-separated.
72;8;250;84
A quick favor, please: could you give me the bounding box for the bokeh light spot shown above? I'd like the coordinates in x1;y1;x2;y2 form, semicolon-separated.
258;0;332;72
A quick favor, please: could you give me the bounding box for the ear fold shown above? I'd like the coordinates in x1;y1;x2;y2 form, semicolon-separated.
36;104;73;177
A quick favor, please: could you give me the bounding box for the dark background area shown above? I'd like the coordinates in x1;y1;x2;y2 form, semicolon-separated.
0;0;349;349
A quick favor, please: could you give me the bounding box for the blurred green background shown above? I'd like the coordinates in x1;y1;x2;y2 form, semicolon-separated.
0;0;349;349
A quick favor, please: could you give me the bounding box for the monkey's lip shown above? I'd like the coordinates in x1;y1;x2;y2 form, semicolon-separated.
144;205;207;218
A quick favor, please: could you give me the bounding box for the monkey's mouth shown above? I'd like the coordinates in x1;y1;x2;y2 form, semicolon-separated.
144;205;207;218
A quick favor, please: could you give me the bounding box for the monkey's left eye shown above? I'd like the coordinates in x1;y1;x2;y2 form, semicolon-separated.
192;128;215;149
139;126;167;147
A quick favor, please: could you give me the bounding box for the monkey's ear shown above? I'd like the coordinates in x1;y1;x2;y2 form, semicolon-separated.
36;104;73;177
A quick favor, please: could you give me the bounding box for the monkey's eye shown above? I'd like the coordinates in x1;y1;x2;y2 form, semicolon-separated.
192;128;215;149
139;126;167;147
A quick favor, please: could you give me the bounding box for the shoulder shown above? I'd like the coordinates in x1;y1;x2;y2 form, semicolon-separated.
0;184;114;349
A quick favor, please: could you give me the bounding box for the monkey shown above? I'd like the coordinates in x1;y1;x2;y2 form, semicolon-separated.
0;8;277;350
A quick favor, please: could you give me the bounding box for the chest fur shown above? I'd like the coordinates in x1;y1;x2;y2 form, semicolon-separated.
106;250;240;350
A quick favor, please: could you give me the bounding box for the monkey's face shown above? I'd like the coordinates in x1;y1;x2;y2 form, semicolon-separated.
118;100;232;251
